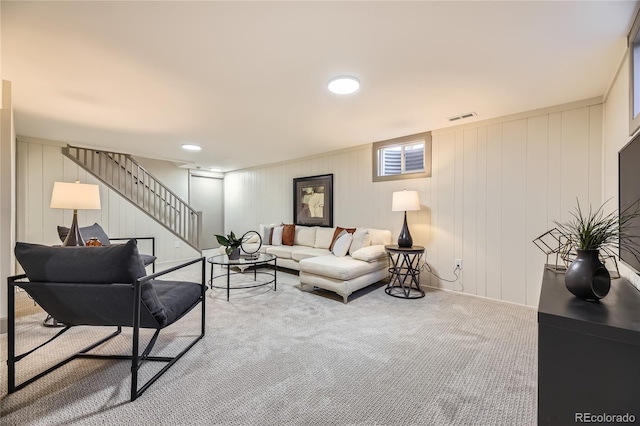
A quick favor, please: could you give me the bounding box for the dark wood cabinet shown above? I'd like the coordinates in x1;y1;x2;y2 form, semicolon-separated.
538;269;640;425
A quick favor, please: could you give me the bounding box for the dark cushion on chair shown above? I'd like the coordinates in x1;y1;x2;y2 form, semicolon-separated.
57;223;112;246
14;240;175;327
139;253;157;267
152;280;203;326
15;239;146;284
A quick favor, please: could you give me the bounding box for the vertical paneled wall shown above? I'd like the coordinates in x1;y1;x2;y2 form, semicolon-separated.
1;80;15;329
602;54;640;291
16;138;200;265
225;100;603;307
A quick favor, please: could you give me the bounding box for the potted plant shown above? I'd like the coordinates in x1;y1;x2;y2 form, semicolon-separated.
215;231;246;260
555;199;640;301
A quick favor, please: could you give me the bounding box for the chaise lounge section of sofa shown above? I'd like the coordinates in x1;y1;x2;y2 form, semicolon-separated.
250;224;391;303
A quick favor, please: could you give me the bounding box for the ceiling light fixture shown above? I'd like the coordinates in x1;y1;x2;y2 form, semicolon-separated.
181;144;202;152
328;76;360;95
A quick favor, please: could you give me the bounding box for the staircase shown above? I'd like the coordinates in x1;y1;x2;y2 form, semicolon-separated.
63;145;202;250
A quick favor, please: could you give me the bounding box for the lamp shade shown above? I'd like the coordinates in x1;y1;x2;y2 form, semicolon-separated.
50;182;101;210
392;190;420;212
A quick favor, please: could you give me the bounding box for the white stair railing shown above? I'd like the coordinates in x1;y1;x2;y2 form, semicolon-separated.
63;145;202;250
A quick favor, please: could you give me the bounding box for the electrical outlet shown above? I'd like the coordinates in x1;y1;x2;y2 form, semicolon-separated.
455;258;462;270
174;241;180;249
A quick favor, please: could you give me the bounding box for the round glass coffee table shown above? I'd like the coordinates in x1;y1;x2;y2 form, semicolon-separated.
207;253;277;301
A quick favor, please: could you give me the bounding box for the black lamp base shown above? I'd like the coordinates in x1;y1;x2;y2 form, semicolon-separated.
62;210;85;246
397;211;413;248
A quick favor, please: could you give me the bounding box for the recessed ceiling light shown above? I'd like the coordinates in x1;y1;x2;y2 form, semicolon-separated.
328;76;360;95
181;144;202;152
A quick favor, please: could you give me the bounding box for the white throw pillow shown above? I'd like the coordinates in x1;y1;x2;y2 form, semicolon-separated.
260;223;281;244
271;226;284;246
349;228;371;255
295;226;316;247
331;230;353;257
259;224;271;243
315;227;336;249
351;245;388;262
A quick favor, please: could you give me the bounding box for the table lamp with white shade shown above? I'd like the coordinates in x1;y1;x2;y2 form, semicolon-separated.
392;190;420;248
50;181;101;246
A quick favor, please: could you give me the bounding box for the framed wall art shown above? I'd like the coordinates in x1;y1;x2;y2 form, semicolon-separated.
293;174;333;227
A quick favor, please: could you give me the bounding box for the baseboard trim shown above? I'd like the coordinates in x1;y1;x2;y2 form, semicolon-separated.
421;284;537;310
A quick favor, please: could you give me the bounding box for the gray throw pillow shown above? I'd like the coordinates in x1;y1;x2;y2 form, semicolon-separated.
57;223;111;246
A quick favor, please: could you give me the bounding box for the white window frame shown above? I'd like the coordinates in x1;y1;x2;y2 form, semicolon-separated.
372;132;432;182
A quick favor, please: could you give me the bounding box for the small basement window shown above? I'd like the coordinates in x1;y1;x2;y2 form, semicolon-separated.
372;132;432;182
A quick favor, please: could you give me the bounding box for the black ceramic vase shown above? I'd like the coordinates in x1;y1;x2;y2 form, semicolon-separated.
228;247;241;260
564;249;611;301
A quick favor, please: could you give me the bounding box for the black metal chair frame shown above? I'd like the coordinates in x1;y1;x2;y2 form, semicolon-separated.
109;237;156;273
7;257;206;402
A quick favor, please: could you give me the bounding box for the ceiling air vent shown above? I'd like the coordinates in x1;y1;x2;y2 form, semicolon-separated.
448;112;477;122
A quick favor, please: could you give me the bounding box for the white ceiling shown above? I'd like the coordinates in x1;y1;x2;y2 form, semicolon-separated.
2;1;638;172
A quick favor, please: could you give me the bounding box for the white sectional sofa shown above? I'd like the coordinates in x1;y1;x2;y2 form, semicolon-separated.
252;224;392;303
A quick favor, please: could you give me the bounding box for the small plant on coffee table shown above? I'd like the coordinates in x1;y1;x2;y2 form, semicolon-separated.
215;231;245;258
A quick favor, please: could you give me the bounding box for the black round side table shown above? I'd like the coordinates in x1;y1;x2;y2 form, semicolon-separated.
385;245;425;299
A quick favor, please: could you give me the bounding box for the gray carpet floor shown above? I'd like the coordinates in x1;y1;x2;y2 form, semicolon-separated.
1;266;537;425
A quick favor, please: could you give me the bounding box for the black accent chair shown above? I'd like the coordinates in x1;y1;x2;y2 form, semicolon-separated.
57;223;157;272
8;240;206;402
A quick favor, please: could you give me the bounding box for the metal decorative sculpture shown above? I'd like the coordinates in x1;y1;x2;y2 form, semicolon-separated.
532;228;571;273
533;228;620;278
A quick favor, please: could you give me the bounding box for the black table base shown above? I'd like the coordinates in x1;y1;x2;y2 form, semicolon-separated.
385;245;425;299
208;254;277;301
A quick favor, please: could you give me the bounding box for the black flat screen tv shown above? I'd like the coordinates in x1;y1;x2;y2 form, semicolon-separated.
618;132;640;274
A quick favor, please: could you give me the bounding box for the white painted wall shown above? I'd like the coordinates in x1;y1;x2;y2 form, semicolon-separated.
15;137;200;267
132;155;189;201
1;80;16;332
225;99;604;307
603;52;640;291
13;81;632;310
